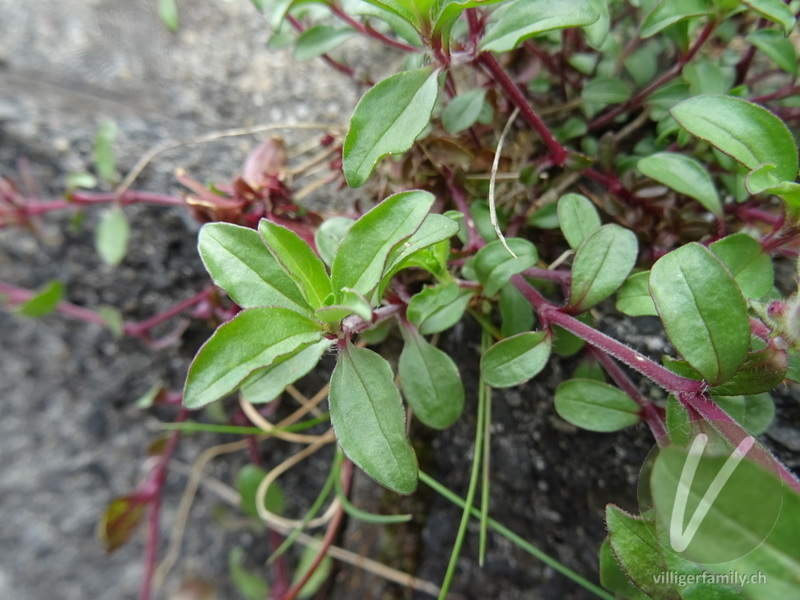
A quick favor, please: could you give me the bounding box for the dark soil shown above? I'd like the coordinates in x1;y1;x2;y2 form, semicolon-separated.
2;3;798;600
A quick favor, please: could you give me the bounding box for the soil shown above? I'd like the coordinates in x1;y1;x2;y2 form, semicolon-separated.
2;3;798;600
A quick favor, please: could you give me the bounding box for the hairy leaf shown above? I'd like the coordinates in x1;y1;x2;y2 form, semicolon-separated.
569;224;638;312
650;243;750;384
198;223;312;315
554;379;642;432
329;341;418;494
399;323;464;428
481;331;551;388
638;152;722;217
184;307;323;409
343;67;439;187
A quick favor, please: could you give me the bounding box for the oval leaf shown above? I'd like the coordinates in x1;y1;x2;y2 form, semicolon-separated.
742;0;797;36
314;216;354;268
638;152;722;218
479;0;600;53
481;331;551;388
184;307;323;409
442;89;487;135
16;280;64;318
671;95;799;183
198;222;312;315
554;379;642;432
709;233;774;299
406;282;474;335
329;341;418;494
569;224;638;312
474;238;538;297
557;193;601;250
331;189;434;297
399;323;464;428
293;25;352;62
640;0;713;39
615;271;658;317
96;208;130;266
649;243;750;384
258;220;333;309
343;67;440;188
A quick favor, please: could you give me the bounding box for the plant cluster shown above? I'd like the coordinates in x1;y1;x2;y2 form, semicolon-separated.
4;0;800;599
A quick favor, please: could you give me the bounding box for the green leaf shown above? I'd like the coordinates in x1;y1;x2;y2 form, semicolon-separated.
499;282;534;337
474;238;538;296
741;0;797;36
640;0;713;39
581;76;633;116
680;584;748;600
615;271;658;317
315;287;373;323
746;29;798;77
583;0;610;48
258;220;333;309
442;89;487;134
709;233;774;299
649;243;750;384
554;379;642;432
158;0;179;32
331;189;434;297
406;282;473;335
380;212;459;282
183;307;323;409
638;152;722;217
605;505;679;600
229;547;270;600
671;95;799;183
16;280;64;318
557;193;601;250
98;305;124;338
66;172;97;191
569;224;638;312
431;0;506;37
236;464;286;519
479;0;600;53
481;331;551;388
198;222;311;315
314;216;354;268
329;341;418;494
95;208;130;266
343;67;440;187
241;339;331;404
599;538;652;600
94;120;117;183
705;484;800;600
398;322;464;428
665;394;692;446
712;392;775;434
294;25;352;61
359;0;421;28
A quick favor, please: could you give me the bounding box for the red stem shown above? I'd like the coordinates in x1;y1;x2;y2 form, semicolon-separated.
589;347;668;440
139;409;187;600
589;20;717;131
476;52;568;166
329;3;419;52
0;281;213;340
511;275;706;396
679;392;800;494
